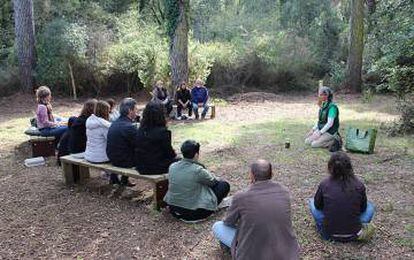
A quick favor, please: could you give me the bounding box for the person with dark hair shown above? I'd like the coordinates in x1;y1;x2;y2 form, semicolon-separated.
68;99;97;154
106;98;120;122
57;116;77;165
309;152;375;242
134;102;178;174
305;86;340;148
212;159;299;260
106;98;139;186
35;86;68;143
164;140;230;222
151;80;173;116
191;79;209;120
175;81;192;119
85;101;111;163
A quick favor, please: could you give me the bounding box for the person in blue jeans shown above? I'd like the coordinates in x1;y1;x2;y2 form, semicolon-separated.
309;152;375;242
191;78;209;120
35;86;68;145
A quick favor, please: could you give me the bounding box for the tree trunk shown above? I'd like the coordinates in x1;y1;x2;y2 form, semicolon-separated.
13;0;36;92
68;62;77;100
168;0;189;96
344;0;364;93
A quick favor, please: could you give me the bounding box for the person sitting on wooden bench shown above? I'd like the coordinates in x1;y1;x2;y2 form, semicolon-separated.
134;102;180;175
35;86;68;145
68;99;97;154
85;100;111;164
106;98;139;187
191;78;209;120
164;140;230;223
175;81;192;120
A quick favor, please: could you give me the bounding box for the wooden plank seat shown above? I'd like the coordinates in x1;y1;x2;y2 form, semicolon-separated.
24;127;56;157
60;154;168;210
172;104;216;119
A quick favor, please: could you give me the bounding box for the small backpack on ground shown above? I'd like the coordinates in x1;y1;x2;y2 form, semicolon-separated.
345;127;378;154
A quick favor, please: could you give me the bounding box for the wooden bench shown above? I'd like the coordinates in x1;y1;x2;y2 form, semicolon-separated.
60;154;168;210
24;127;56;157
172;104;216;119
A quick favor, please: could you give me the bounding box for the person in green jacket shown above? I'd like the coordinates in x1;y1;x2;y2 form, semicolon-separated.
164;140;230;222
305;86;340;148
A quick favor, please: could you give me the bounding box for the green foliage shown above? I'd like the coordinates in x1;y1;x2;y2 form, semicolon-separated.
36;19;88;93
164;0;180;38
106;11;169;90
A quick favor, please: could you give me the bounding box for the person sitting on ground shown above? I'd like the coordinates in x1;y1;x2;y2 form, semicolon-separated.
134;102;179;174
305;86;340;149
85;100;111;163
308;152;375;242
35;86;68;144
212;159;299;260
68;99;97;154
164;140;230;222
191;78;209;120
106;98;120;122
152;80;173;116
106;98;139;187
175;81;192;119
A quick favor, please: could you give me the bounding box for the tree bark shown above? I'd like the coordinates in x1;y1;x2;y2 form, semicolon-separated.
68;62;77;100
13;0;36;92
169;0;189;96
344;0;364;93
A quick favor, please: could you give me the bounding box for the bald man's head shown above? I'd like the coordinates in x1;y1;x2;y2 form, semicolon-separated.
250;159;272;182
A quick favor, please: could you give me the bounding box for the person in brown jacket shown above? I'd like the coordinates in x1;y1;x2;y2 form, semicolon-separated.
212;159;299;260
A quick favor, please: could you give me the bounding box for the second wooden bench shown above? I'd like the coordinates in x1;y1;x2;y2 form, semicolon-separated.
60;154;168;210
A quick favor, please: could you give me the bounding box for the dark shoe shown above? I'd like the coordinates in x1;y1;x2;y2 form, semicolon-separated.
109;178;121;185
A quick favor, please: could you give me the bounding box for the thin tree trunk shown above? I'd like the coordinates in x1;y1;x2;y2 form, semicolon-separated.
13;0;35;92
68;62;77;100
344;0;364;93
169;0;189;97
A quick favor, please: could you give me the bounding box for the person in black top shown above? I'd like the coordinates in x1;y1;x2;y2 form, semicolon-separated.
68;99;97;154
134;102;179;174
309;152;375;242
151;80;173;116
175;81;192;119
106;98;139;187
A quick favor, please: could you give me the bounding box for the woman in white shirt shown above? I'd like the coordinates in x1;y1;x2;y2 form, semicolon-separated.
85;101;111;163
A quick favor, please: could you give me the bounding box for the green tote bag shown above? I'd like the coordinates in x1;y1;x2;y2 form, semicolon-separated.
345;127;378;154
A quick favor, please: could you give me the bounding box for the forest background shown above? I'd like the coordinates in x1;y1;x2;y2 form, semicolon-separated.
0;0;412;104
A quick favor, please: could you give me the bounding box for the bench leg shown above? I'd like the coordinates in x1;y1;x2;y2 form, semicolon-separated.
78;166;90;184
62;162;75;185
153;179;168;211
210;106;216;119
62;163;90;185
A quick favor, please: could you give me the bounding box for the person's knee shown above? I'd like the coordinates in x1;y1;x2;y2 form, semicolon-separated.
311;141;324;148
212;221;225;236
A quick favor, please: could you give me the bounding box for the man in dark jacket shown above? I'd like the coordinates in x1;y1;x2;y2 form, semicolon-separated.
106;98;139;186
212;159;299;260
191;79;209;119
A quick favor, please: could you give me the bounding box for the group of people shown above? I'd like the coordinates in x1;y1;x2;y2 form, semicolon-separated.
152;78;210;120
35;85;375;259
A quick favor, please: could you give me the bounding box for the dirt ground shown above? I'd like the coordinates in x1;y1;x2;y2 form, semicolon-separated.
0;93;413;259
